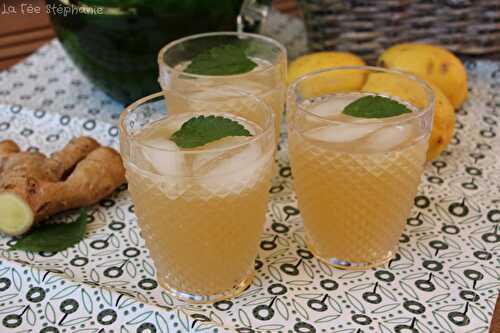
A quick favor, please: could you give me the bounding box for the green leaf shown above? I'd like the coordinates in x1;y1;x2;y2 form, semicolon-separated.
342;95;413;118
170;115;252;148
9;209;88;252
184;44;257;76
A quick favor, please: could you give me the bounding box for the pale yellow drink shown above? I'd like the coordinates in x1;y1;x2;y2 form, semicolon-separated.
120;93;275;302
166;58;285;141
158;32;287;142
288;92;432;268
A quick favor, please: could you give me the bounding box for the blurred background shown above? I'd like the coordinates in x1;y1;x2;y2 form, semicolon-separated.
0;0;305;103
0;0;299;70
2;0;498;104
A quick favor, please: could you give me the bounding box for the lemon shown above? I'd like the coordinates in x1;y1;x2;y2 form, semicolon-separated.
378;43;467;108
288;51;367;98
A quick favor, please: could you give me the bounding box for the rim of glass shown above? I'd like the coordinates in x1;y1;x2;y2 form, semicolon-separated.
157;31;287;79
288;66;435;125
119;91;275;154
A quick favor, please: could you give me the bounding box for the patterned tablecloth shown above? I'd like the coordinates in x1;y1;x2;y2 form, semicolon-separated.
0;12;499;333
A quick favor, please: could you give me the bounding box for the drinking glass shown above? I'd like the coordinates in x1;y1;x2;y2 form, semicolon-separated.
119;90;275;302
287;66;434;269
158;32;287;141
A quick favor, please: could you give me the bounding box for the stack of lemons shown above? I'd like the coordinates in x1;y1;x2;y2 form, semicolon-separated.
288;44;468;160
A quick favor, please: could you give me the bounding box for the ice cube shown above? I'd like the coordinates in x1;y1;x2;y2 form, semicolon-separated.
163;114;192;134
305;123;382;143
302;96;365;130
363;124;413;152
140;139;188;199
309;96;355;118
145;115;188;139
142;139;186;177
192;136;254;172
195;138;268;193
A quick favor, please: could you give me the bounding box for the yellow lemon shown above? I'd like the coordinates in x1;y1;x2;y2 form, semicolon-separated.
378;43;467;108
288;51;367;98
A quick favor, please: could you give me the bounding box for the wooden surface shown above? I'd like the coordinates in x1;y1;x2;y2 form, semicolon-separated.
0;1;499;331
0;0;55;69
274;0;301;16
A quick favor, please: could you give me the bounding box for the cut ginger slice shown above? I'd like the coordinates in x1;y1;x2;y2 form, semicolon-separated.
0;192;34;235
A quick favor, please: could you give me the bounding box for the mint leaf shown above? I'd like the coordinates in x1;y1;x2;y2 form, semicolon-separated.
9;209;88;252
170;115;252;148
184;44;257;76
342;96;412;118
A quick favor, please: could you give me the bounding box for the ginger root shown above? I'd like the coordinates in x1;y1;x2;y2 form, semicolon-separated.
0;137;125;236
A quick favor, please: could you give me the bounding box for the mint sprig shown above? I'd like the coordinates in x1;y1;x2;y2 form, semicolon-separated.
9;209;88;252
184;44;257;76
342;96;413;118
170;115;252;148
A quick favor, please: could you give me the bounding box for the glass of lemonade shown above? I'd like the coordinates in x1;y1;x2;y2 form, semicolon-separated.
287;67;434;269
158;32;287;141
119;90;275;302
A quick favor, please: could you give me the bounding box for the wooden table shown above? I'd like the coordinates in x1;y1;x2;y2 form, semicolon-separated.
0;1;498;332
0;0;55;69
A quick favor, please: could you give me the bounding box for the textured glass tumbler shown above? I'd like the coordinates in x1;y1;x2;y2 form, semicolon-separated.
287;67;435;269
158;31;287;141
119;91;275;302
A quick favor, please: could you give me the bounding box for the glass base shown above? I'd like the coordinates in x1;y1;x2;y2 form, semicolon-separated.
158;271;254;304
307;239;395;270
